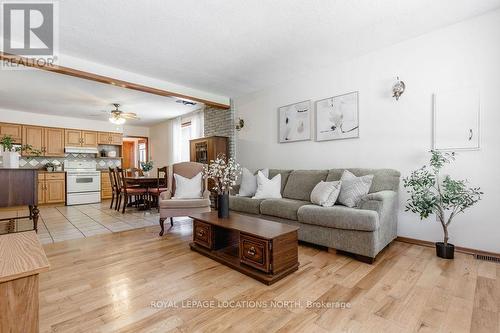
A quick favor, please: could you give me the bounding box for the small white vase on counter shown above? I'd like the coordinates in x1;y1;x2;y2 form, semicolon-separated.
2;151;20;168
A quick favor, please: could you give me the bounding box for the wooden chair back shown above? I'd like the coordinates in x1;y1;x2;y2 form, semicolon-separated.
125;167;143;177
157;166;167;189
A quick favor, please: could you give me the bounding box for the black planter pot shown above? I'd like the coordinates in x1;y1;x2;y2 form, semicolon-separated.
435;242;454;259
217;194;229;218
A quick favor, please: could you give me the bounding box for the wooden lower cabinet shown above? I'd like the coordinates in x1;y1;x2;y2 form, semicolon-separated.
101;171;113;199
37;172;65;205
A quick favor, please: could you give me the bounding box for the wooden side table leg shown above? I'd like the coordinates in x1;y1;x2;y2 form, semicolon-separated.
32;206;39;233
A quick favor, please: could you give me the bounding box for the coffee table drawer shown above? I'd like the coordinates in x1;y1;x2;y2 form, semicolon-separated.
240;234;270;273
193;220;212;249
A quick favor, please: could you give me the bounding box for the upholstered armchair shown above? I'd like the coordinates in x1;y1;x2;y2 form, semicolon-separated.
158;162;211;236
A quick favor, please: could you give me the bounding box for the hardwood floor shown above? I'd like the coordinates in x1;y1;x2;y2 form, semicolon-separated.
39;220;500;333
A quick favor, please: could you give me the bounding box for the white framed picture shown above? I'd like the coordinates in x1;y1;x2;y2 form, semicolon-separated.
278;100;311;143
315;91;359;141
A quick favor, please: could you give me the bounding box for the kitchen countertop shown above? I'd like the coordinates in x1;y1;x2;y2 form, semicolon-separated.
0;231;50;283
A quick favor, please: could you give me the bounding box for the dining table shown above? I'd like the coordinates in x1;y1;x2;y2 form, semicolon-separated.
124;175;165;210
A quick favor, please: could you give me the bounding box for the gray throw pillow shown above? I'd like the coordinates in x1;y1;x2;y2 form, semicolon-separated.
337;170;373;208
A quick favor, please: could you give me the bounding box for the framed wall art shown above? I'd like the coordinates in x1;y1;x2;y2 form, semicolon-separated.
278;100;311;143
315;91;359;141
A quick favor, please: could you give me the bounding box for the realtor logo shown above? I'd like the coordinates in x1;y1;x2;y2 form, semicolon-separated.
1;1;59;69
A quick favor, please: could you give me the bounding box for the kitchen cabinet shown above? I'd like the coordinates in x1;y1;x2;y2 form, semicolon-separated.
0;123;22;143
97;132;123;145
22;125;44;156
101;171;113;199
37;172;65;205
43;128;65;156
65;129;98;148
22;126;64;157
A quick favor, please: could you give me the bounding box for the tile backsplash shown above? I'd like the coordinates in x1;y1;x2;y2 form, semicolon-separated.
0;153;121;170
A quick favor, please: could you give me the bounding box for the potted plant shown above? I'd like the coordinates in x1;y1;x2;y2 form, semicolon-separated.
140;160;154;176
203;154;241;218
403;150;483;259
1;135;41;168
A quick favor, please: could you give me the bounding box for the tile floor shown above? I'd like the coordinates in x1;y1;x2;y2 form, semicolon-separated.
0;201;165;244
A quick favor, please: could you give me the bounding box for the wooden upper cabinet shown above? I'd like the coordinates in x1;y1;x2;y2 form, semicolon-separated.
64;129;97;147
65;129;82;147
82;131;97;147
44;128;65;157
22;125;44;156
97;132;110;145
97;132;123;145
110;133;123;145
0;123;22;143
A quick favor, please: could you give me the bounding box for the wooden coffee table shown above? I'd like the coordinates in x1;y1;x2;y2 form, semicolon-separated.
189;212;299;285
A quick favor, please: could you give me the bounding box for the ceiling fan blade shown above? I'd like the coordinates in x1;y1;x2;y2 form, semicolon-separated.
121;113;139;119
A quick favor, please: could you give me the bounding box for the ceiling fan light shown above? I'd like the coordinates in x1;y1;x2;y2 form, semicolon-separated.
109;116;126;125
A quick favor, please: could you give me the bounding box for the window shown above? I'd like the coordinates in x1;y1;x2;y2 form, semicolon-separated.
138;141;147;164
180;121;192;162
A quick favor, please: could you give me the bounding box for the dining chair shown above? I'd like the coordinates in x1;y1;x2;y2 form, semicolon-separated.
108;167;121;210
158;162;211;236
116;167;149;213
148;166;168;211
125;167;143;177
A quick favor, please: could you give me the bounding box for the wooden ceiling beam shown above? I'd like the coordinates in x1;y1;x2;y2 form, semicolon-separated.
0;52;230;110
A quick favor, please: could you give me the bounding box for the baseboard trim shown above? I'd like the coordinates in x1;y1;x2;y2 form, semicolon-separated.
396;236;500;258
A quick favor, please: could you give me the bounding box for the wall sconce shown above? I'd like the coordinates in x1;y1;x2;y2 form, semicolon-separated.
235;118;245;131
392;76;406;101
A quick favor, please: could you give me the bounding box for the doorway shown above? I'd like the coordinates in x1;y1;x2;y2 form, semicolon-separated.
122;137;149;169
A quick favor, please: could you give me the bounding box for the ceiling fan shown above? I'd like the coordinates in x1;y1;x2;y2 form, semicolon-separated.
108;103;139;125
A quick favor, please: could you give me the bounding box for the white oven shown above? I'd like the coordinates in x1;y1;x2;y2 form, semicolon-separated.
64;161;101;205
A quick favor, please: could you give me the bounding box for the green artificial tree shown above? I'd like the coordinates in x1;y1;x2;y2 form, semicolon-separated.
403;150;482;257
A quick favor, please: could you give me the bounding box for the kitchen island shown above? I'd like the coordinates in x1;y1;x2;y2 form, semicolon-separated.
0;168;39;233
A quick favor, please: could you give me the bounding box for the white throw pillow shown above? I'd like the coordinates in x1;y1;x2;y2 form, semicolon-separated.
173;172;202;199
238;168;269;197
337;170;374;208
252;171;282;199
310;180;342;207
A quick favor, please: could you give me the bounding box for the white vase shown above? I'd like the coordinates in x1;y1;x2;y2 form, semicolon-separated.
2;151;20;168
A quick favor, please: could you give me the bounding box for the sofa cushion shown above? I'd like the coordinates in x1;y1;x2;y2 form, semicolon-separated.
260;198;310;221
229;196;264;214
326;168;400;193
269;169;292;194
282;170;328;201
159;198;210;209
297;205;379;231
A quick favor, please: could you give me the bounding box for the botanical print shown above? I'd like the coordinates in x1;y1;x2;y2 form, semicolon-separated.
315;92;359;141
278;100;311;143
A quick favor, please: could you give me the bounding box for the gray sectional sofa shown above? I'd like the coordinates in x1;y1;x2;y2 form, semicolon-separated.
229;168;401;263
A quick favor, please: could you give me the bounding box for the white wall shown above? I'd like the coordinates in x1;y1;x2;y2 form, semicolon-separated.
149;120;173;168
0;108;150;137
234;10;500;253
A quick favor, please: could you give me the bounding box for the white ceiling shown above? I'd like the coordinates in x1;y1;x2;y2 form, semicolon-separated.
0;69;202;126
58;0;500;97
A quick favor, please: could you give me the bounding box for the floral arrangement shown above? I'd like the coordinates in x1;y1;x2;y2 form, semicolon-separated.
403;150;482;246
203;154;241;195
140;160;154;172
